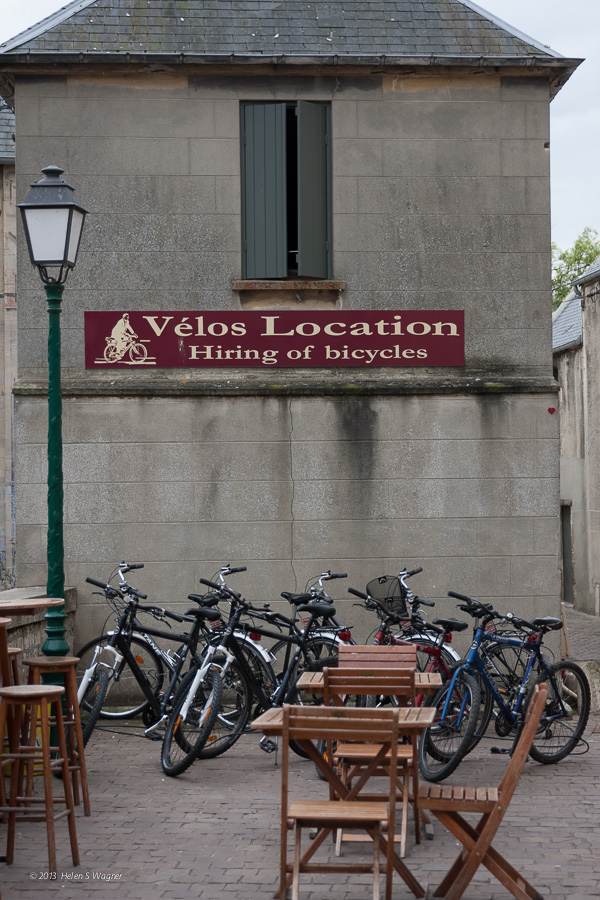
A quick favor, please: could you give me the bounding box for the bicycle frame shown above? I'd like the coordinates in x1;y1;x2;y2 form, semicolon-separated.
77;600;211;733
442;623;558;747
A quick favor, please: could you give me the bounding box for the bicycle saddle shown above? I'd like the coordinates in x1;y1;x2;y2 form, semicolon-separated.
297;601;336;617
432;617;469;632
184;606;222;622
530;616;562;631
187;593;220;608
281;592;313;605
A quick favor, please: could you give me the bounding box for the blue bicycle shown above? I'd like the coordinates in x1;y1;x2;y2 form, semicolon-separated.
418;591;591;782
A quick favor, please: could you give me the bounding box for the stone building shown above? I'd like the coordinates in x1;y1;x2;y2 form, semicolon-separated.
553;257;600;615
0;104;16;586
0;0;580;647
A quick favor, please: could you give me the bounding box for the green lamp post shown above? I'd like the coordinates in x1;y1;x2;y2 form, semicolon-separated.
18;166;87;655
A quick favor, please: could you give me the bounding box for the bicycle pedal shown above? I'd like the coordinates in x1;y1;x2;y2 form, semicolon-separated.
144;714;168;739
490;745;510;755
259;736;278;754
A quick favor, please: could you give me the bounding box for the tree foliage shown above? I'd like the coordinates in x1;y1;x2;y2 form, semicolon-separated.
552;227;600;311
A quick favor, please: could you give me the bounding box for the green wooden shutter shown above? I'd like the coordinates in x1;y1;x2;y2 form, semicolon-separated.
241;103;287;279
297;100;331;279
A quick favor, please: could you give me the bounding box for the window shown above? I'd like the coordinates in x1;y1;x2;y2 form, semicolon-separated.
241;101;332;280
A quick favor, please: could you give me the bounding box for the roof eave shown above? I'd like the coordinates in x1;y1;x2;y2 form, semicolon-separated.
0;51;583;70
553;337;583;354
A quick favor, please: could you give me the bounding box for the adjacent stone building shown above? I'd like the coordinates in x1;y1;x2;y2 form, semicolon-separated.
553;257;600;615
0;0;580;647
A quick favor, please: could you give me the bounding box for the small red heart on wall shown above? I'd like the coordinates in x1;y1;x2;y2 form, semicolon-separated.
548;408;556;414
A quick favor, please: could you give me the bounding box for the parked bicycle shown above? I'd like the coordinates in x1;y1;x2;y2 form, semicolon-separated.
163;570;346;773
418;590;591;782
350;567;465;682
76;562;222;761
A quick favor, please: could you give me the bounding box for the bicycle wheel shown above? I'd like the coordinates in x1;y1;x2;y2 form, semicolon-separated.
287;655;339;760
129;342;148;362
103;343;120;362
197;659;253;759
75;635;166;719
236;640;277;713
79;669;109;746
161;668;222;777
418;669;480;783
269;635;340;680
470;642;532;750
526;660;590;764
393;635;457;679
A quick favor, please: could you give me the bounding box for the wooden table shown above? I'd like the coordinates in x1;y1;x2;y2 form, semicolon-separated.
0;597;65;687
251;704;436;898
296;668;442;700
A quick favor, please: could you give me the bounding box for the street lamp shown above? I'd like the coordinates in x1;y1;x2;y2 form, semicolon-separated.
18;165;87;654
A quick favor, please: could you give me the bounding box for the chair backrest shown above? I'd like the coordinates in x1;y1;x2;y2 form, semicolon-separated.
281;703;401;804
498;683;547;803
323;665;417;708
338;643;417;670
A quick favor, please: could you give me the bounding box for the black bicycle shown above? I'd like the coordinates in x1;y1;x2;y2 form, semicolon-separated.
163;572;342;769
76;562;223;758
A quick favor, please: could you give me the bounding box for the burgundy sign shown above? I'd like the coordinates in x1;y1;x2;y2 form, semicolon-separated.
84;310;464;369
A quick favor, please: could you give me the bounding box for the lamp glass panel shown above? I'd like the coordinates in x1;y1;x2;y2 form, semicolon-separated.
66;209;85;265
23;208;70;265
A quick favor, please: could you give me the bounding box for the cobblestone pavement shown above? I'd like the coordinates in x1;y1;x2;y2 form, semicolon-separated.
2;605;600;899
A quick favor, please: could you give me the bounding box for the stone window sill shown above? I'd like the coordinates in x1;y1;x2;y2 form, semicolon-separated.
232;279;345;310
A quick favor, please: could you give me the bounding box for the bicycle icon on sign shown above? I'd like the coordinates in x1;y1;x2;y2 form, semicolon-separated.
95;313;156;366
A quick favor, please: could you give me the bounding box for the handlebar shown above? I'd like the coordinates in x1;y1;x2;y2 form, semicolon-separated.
198;577;242;600
120;562;144;571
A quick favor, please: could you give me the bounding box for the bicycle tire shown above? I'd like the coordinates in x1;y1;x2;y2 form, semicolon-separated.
391;634;457;679
269;635;340;679
236;639;277;708
129;342;148;362
196;658;253;759
418;669;480;783
286;655;339;760
79;669;110;746
161;668;223;777
526;660;590;764
75;634;166;719
103;343;120;362
469;641;532;751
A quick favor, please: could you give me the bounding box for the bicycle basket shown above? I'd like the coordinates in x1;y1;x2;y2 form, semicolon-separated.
366;576;408;619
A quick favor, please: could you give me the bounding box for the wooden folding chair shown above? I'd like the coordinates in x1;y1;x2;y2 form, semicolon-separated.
280;704;401;900
418;683;548;900
323;666;419;859
338;643;418;670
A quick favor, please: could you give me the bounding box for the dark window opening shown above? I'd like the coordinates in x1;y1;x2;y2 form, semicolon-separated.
241;100;331;280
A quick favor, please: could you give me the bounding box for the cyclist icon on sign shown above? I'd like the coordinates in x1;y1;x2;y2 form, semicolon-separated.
100;313;155;365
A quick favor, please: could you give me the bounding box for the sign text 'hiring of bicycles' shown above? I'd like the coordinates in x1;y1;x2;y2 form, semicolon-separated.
84;310;465;369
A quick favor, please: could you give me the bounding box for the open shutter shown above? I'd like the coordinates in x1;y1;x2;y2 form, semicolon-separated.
241;103;287;279
297;100;330;279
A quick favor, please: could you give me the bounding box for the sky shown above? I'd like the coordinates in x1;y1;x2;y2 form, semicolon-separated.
0;0;598;252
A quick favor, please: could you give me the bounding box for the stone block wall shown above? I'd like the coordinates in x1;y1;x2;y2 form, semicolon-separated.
13;390;559;652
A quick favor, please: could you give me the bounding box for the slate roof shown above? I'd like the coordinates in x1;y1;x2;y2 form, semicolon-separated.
574;255;600;288
552;254;600;354
0;106;15;164
552;292;582;354
0;0;571;61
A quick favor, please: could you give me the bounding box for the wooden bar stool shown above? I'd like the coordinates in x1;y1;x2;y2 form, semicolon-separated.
0;683;79;872
23;656;90;816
